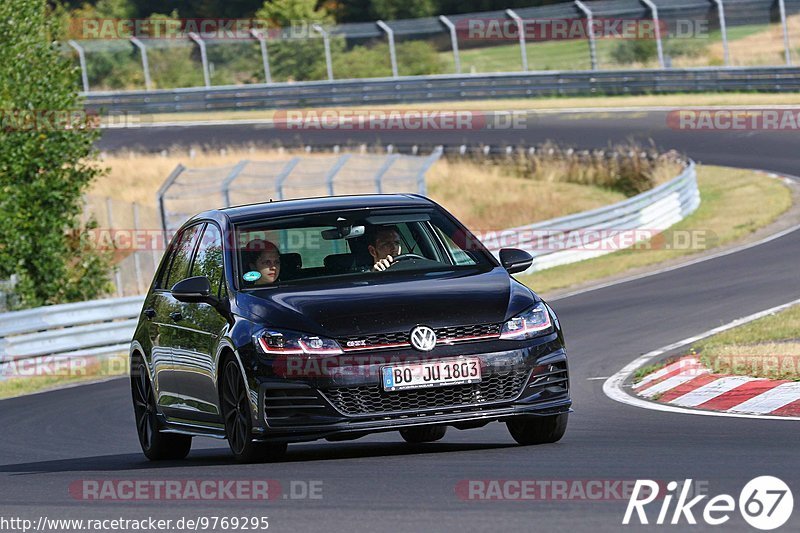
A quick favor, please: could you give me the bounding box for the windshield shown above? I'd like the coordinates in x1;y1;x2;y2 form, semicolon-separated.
234;208;495;288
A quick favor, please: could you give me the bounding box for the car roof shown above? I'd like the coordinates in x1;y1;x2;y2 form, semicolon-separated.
216;194;436;224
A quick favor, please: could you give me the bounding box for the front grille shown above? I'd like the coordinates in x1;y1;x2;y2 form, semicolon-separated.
337;323;501;351
323;368;529;416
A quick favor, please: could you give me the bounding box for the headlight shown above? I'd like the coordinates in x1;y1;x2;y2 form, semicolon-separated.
500;302;553;340
254;328;343;355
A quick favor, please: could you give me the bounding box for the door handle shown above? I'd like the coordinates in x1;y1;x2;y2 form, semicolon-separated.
169;311;182;322
143;308;156;319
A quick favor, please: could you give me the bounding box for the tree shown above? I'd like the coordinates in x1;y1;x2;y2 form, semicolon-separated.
0;0;113;308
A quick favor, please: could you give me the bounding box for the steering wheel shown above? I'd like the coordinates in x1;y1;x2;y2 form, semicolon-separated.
389;253;426;264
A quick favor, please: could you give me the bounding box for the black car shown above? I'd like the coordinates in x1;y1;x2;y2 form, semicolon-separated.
130;194;571;462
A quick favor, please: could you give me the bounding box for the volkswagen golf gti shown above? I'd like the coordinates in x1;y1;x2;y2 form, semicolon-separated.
130;194;571;462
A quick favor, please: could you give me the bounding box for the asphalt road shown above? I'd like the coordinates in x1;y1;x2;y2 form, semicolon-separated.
2;111;799;532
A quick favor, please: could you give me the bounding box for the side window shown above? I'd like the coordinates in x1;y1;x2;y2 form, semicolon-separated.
434;226;477;266
164;224;204;289
191;224;224;295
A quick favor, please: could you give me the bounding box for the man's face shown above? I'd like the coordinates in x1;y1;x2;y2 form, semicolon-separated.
369;230;402;263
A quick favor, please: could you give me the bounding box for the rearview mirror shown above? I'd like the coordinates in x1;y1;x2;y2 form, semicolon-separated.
499;248;533;275
171;276;214;304
321;225;365;240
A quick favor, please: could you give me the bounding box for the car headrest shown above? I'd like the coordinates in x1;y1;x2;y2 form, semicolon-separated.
324;253;355;274
280;252;302;273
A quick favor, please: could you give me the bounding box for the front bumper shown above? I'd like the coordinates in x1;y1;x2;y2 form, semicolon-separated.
251;335;571;442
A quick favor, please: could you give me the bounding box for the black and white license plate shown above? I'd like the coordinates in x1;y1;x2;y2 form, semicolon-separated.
381;358;482;391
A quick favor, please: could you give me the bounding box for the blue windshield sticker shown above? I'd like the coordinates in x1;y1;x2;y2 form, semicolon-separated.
243;271;262;282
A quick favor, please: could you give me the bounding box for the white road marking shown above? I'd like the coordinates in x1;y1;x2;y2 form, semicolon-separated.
669;376;760;407
728;382;800;414
603;298;800;421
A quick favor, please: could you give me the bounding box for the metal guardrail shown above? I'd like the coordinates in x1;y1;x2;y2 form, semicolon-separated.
481;161;700;274
0;162;699;376
85;67;800;114
0;296;143;381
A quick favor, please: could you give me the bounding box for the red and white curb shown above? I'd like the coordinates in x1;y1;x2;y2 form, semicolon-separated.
603;298;800;421
633;357;800;417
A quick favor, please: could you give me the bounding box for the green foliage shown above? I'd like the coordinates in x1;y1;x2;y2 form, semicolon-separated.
333;41;446;79
0;0;113;308
369;0;437;20
612;38;710;65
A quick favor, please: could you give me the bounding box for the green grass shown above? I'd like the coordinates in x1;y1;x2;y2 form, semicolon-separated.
692;305;800;380
0;355;127;400
519;165;792;294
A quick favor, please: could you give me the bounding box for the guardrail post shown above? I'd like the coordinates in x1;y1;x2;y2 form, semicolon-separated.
130;37;152;91
157;164;185;242
712;0;730;66
574;1;598;70
415;147;443;195
377;21;399;78
439;16;461;74
275;158;301;201
188;32;211;88
312;24;334;81
67;40;90;93
778;0;792;66
373;154;399;194
325;154;352;196
249;29;272;83
105;197;123;297
131;202;145;294
221;160;249;207
505;9;528;72
640;0;665;68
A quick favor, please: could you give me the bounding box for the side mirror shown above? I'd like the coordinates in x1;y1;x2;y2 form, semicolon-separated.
171;276;214;304
499;248;533;275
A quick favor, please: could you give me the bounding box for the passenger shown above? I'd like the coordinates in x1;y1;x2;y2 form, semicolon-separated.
243;239;281;285
366;225;402;271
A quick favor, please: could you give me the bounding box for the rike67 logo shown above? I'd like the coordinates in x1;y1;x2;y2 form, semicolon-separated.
623;477;793;530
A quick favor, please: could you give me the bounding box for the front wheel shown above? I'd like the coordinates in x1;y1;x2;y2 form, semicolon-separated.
506;413;568;445
221;359;287;463
131;360;192;461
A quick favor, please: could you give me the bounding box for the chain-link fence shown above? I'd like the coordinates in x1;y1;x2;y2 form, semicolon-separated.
158;150;442;233
65;1;800;92
82;195;164;298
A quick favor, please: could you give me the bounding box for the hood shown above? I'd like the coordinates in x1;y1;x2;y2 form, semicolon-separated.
236;267;533;337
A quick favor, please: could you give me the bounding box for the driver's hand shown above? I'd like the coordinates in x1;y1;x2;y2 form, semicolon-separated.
373;255;394;271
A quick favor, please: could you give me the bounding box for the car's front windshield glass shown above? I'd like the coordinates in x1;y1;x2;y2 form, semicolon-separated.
234;208;494;289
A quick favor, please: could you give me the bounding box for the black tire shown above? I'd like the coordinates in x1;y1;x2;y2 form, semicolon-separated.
399;425;447;443
131;359;192;461
506;413;568;445
220;358;287;463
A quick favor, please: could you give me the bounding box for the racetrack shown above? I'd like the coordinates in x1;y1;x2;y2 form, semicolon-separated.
2;111;799;531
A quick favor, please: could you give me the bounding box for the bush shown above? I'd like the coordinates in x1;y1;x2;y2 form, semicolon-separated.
0;0;113;308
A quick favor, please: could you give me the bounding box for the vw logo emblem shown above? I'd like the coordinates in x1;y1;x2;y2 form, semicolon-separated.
410;325;437;352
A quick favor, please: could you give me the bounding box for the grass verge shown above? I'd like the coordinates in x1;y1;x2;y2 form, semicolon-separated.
692;304;800;380
125;93;800;125
0;356;127;400
518;165;792;294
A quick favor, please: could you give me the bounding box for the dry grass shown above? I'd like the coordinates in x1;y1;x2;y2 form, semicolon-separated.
91;144;682;231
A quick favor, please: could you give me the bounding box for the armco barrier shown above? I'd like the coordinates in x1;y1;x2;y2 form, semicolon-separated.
481;161;700;273
0;162;699;376
86;67;800;114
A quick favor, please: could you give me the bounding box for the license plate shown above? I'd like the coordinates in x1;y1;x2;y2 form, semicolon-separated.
382;358;482;391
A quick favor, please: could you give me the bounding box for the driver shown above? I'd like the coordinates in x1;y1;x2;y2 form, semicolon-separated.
367;225;402;271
